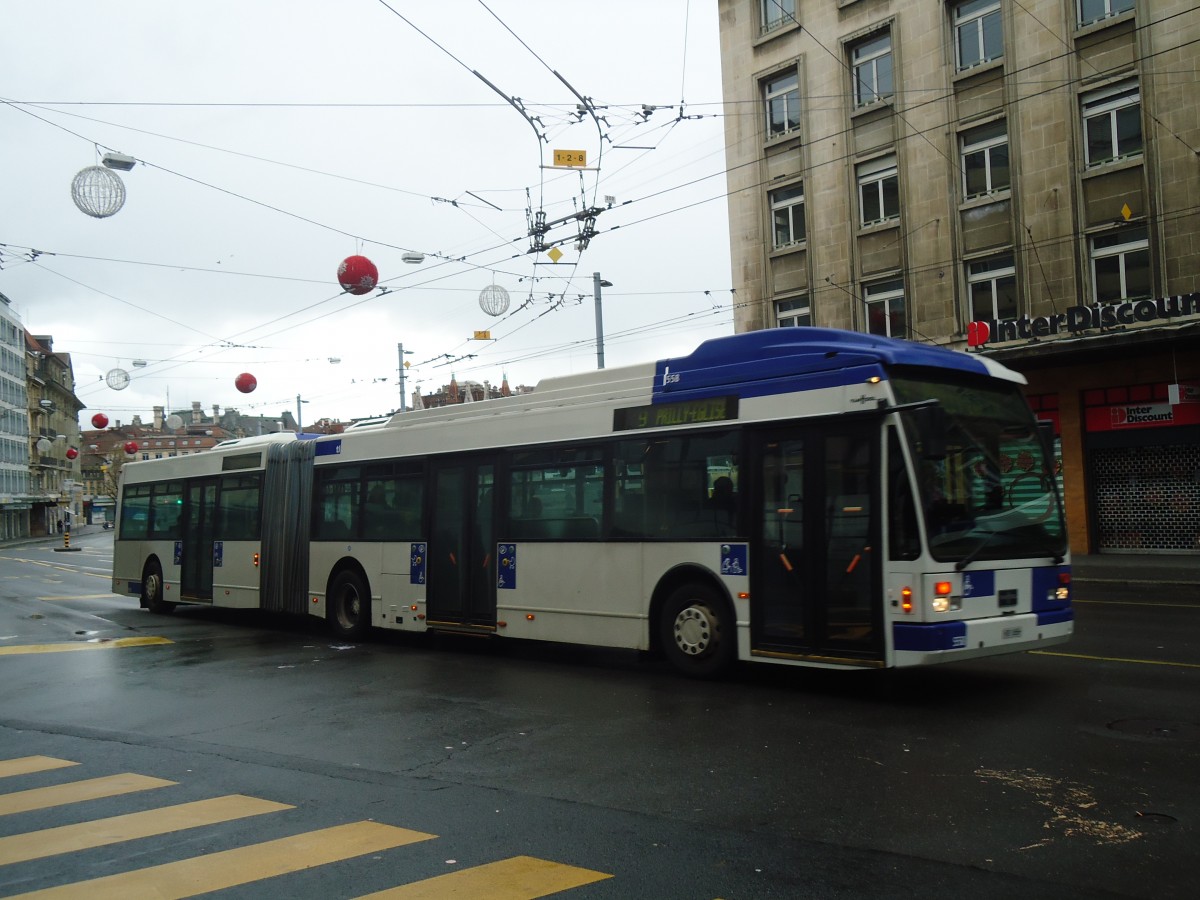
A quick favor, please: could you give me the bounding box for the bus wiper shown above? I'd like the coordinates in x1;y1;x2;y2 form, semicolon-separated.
955;529;999;571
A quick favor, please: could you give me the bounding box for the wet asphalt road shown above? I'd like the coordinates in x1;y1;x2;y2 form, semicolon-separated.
0;530;1197;898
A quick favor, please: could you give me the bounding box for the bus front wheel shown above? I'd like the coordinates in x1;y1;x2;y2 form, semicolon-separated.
660;583;735;678
327;569;371;640
142;561;175;615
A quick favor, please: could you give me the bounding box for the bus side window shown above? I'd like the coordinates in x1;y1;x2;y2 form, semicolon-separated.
612;452;647;538
315;477;355;541
393;476;424;540
364;479;399;540
121;486;151;539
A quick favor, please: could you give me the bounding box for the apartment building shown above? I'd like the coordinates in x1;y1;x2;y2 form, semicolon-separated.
26;334;84;535
0;294;29;539
718;0;1200;554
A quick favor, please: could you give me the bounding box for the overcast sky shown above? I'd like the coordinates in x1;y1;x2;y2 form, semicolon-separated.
1;0;735;429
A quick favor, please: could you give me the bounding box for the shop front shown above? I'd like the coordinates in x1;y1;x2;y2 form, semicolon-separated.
970;300;1200;556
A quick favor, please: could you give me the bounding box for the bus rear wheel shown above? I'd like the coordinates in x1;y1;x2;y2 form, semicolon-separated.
328;569;371;640
660;583;735;678
142;561;175;615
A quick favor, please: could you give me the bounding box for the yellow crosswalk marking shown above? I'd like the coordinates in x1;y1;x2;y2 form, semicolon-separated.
356;855;613;899
8;821;436;899
0;774;175;817
0;637;173;656
0;795;293;865
0;757;79;779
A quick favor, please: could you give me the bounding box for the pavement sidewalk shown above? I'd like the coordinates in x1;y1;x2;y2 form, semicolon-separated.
1070;552;1200;588
0;524;106;550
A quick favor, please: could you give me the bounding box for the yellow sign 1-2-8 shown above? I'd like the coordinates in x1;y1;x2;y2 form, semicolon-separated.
553;149;587;167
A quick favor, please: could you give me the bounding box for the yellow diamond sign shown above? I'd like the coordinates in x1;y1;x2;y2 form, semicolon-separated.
1121;203;1132;221
547;246;563;263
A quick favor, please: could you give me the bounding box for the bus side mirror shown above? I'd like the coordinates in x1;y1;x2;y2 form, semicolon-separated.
912;406;948;460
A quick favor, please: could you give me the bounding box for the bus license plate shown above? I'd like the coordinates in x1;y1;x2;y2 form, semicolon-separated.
1002;626;1023;640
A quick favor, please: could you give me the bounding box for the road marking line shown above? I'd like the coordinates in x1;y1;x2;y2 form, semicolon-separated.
0;757;79;779
356;855;612;899
37;594;123;601
1029;650;1200;669
1073;598;1200;609
0;795;293;865
0;637;173;656
7;821;436;899
0;774;176;817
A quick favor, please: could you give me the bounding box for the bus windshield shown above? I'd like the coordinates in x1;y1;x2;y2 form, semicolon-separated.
892;373;1066;566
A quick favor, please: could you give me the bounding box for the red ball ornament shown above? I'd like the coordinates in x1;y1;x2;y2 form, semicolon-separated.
338;255;379;295
66;447;79;460
124;441;139;455
235;372;257;394
91;413;109;429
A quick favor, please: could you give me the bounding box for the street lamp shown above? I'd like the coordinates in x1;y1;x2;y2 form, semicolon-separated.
398;343;414;412
593;272;612;370
295;395;309;434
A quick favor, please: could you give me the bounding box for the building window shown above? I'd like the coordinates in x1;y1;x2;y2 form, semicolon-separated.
761;0;795;34
770;183;805;248
864;278;905;337
961;120;1009;198
1090;226;1150;303
852;32;893;107
776;296;811;327
764;70;800;138
857;154;899;226
954;0;1002;70
1083;82;1141;166
967;255;1017;320
1078;0;1134;27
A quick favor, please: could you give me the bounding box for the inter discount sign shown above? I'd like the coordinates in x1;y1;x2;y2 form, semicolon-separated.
968;294;1200;347
1085;396;1200;432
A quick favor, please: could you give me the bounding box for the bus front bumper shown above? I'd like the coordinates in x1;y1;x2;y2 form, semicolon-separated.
892;608;1073;666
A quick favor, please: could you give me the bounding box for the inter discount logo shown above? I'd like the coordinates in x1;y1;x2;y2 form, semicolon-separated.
968;294;1200;347
1110;404;1174;427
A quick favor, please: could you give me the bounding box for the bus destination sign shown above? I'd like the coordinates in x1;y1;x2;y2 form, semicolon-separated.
613;396;738;432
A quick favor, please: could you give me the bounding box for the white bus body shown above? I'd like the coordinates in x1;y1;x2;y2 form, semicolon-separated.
114;329;1072;676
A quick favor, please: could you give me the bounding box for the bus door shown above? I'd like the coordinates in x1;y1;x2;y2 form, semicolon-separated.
180;477;218;602
427;458;497;630
750;424;883;663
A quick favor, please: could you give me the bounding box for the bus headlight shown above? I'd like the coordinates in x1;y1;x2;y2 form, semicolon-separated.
930;581;960;613
1051;572;1070;602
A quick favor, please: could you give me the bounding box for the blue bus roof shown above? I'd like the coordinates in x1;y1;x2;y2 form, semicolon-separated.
652;327;995;402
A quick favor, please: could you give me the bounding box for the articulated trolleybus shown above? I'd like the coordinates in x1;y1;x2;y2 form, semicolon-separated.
113;328;1072;676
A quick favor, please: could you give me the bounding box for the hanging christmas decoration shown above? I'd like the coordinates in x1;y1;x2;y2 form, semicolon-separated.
71;166;127;218
166;414;183;430
479;283;510;316
91;412;109;428
124;441;139;455
66;447;79;460
235;372;257;394
36;437;53;454
105;368;131;391
338;255;378;295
